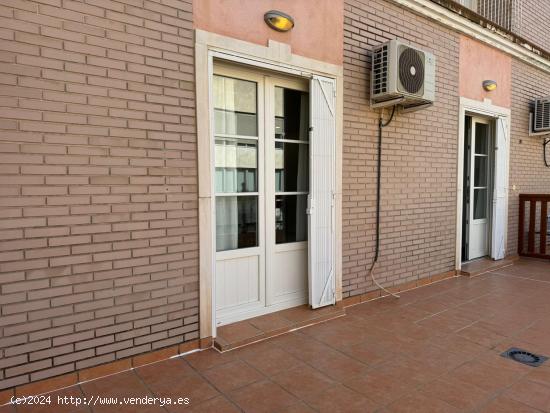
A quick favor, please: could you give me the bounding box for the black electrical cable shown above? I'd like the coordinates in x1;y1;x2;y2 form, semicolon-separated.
373;105;395;262
381;105;396;128
544;138;550;168
368;105;399;298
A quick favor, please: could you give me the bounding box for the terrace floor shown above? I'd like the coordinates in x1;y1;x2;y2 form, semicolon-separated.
3;258;550;413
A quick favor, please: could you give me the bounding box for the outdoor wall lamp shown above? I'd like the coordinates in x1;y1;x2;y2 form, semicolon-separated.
482;80;497;91
264;10;294;32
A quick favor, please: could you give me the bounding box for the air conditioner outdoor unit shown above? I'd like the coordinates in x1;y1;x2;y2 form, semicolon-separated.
532;97;550;133
371;39;436;111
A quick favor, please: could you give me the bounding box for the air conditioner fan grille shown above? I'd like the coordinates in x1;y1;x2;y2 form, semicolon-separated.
399;47;424;95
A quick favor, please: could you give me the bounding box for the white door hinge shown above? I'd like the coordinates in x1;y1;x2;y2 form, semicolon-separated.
306;196;314;215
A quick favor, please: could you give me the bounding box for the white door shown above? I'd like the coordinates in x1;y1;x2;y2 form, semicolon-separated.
266;77;310;307
213;66;266;326
213;65;311;326
468;117;492;259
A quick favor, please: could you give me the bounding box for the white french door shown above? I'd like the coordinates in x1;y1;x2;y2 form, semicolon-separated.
468;117;492;260
213;66;266;326
265;77;310;308
213;64;310;326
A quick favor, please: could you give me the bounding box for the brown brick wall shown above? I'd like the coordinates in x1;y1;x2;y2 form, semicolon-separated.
342;0;460;298
0;0;197;389
507;59;550;256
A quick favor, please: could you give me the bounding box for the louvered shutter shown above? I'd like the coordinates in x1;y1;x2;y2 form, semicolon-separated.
491;116;508;260
308;76;336;308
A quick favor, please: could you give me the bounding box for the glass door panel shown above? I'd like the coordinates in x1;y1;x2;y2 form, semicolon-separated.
473;188;487;220
274;86;309;245
275;87;309;141
213;67;265;327
216;196;258;251
468;118;491;259
275;142;309;192
473;156;488;187
275;194;308;243
214;75;258;136
268;82;310;307
215;138;258;193
214;75;260;252
473;122;489;221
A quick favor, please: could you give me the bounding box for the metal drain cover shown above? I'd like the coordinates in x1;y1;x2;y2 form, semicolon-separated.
501;347;548;367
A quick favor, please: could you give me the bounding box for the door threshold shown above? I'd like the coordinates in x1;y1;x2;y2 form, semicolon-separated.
214;303;345;352
460;256;517;277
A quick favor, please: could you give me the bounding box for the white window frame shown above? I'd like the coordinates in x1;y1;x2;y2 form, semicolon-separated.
195;30;344;340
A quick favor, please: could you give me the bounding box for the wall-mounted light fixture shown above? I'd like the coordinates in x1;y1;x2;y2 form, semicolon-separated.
264;10;294;32
482;80;497;92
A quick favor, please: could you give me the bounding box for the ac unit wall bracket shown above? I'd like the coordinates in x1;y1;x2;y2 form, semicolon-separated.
399;101;433;113
370;96;405;109
370;96;433;114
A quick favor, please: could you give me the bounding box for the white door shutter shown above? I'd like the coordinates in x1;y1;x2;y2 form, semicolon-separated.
491;116;508;260
308;75;336;308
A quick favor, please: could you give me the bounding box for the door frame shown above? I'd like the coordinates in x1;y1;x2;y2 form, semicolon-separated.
195;29;343;340
456;97;511;270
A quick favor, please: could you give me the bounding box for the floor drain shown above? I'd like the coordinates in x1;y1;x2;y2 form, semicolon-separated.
501;347;548;367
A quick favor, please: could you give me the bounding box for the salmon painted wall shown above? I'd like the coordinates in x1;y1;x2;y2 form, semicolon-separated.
459;35;511;108
193;0;344;66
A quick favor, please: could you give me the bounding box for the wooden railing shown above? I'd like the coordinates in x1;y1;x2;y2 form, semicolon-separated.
518;194;550;259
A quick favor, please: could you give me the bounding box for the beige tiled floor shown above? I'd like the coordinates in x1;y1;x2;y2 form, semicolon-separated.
3;258;550;413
